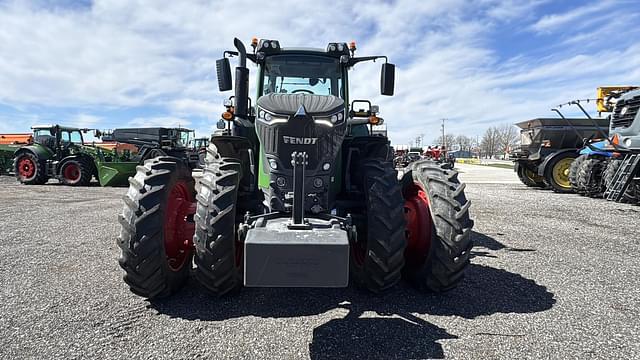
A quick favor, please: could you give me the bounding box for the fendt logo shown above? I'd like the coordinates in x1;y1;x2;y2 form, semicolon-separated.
282;136;318;145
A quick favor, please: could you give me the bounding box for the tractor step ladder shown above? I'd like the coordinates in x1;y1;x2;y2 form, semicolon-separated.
604;153;640;202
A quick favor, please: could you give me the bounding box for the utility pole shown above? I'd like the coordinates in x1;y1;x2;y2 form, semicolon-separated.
440;118;446;149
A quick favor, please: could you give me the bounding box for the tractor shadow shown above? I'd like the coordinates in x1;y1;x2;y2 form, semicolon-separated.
149;232;554;359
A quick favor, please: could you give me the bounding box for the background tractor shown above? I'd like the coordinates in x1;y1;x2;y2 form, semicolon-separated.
13;125;203;187
118;38;473;298
13;125;102;186
187;137;210;166
570;86;640;203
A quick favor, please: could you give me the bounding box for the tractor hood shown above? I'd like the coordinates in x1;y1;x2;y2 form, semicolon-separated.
257;93;344;115
254;93;347;214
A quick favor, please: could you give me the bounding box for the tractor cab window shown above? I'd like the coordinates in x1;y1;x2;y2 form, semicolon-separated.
33;129;56;148
177;131;191;148
33;129;52;139
262;54;343;98
61;131;83;144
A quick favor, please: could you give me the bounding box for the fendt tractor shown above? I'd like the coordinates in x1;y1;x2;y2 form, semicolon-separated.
13;125;203;187
14;125;105;186
570;86;640;203
13;124;141;187
117;38;474;298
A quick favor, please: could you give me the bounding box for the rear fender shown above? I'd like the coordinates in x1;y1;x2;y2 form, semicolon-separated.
14;144;53;160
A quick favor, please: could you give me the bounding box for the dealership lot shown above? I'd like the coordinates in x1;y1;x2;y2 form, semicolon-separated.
0;164;638;359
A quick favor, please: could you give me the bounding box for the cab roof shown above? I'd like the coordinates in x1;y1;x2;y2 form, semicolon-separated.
31;124;84;131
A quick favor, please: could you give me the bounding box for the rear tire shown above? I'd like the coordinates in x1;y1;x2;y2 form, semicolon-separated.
350;159;406;293
515;162;545;187
569;154;587;193
60;157;93;186
117;157;196;299
404;161;474;292
14;152;48;185
577;157;605;198
193;144;243;296
544;152;577;193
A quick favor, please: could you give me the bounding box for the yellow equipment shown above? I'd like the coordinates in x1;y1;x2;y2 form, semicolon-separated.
596;86;638;113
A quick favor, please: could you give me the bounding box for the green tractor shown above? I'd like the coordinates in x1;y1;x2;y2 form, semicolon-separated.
13;125;105;186
118;38;473;298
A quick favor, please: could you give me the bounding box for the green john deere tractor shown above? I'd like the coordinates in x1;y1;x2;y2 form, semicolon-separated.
118;38;474;298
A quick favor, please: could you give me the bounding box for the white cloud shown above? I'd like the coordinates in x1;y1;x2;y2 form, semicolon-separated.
127;116;191;129
0;0;639;145
530;1;615;33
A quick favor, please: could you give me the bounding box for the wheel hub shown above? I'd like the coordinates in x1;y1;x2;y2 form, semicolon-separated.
63;163;81;182
18;157;35;179
403;183;432;267
552;158;574;189
163;182;196;272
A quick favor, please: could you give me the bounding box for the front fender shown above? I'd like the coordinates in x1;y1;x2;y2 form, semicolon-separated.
537;149;577;176
579;140;612;157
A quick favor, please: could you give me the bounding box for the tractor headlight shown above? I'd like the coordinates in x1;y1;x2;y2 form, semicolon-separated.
257;108;288;124
313;110;345;127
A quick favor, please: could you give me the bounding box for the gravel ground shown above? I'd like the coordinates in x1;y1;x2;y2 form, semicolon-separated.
0;167;638;360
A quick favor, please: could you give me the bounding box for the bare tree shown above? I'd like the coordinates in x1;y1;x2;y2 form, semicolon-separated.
434;134;456;150
455;135;473;153
480;126;500;159
497;123;518;159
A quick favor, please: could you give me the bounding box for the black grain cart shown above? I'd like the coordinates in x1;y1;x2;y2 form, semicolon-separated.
510;117;609;192
111;127;201;168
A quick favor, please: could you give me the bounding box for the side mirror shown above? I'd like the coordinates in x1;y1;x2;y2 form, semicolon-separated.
216;58;232;91
380;63;395;96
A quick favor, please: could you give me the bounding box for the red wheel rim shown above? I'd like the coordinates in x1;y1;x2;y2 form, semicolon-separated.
403;182;433;267
164;182;196;272
18;157;36;180
63;163;81;182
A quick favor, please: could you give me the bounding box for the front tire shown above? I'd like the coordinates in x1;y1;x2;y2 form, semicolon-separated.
569;154;587;193
350;159;406;293
577;157;605;198
193;145;243;296
515;161;545;187
60;157;93;186
117;157;196;299
403;160;474;292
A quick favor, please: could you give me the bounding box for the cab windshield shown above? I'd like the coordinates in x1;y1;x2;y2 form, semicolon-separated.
262;54;343;97
177;131;192;148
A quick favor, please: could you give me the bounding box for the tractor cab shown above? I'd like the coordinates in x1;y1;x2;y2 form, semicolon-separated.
31;125;89;159
215;39;393;137
188;137;209;151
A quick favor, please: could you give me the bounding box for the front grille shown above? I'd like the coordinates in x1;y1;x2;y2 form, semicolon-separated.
611;96;640;128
